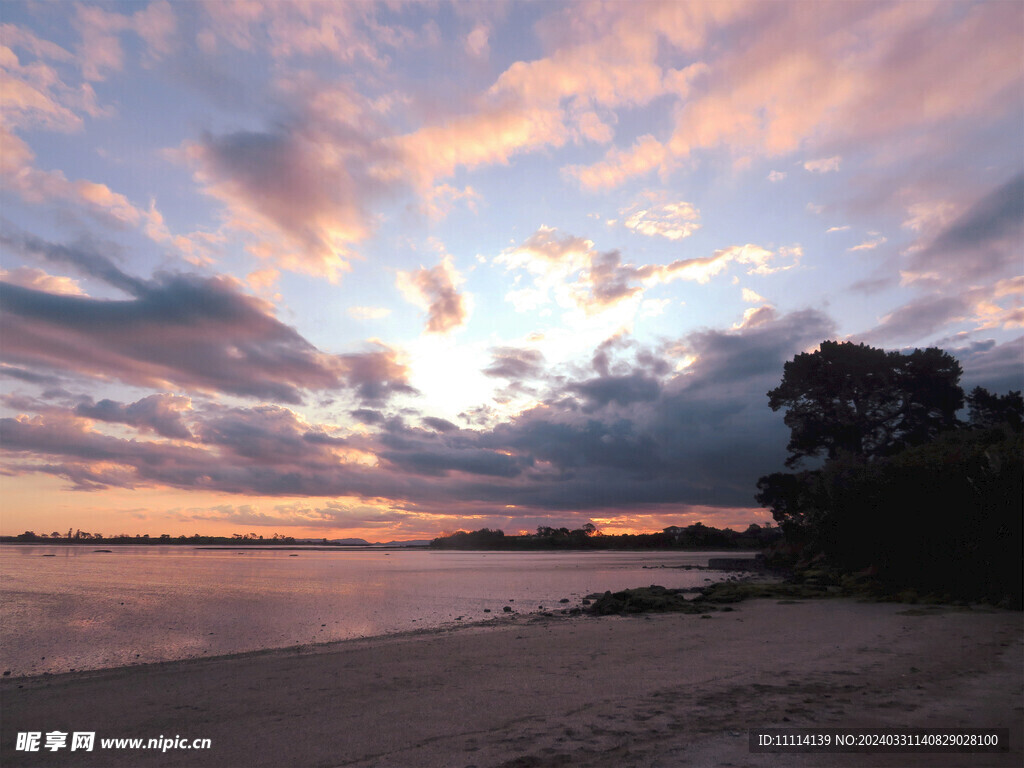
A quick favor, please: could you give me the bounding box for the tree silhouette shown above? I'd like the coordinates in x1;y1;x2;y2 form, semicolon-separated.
767;341;963;467
758;340;1022;605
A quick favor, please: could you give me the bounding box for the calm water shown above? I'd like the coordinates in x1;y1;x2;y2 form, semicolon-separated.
0;545;750;676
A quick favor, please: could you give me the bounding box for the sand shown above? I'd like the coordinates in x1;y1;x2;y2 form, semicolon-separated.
1;598;1021;768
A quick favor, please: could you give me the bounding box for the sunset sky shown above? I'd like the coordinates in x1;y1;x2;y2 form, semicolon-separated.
1;0;1022;541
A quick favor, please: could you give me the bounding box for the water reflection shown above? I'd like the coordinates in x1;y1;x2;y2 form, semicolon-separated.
0;546;749;676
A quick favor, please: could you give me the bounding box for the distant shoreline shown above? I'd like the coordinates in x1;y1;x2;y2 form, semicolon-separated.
0;540;763;552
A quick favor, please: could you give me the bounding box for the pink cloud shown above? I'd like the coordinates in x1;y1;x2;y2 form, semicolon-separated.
181;78;400;279
74;0;177;81
396;257;470;334
570;2;1023;188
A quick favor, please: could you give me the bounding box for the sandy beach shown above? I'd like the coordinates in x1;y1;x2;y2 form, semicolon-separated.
2;598;1021;768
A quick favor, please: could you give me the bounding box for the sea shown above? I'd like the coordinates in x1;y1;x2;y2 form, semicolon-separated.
0;545;752;677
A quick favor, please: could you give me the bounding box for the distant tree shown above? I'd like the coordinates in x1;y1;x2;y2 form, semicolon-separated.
767;341;963;467
966;386;1023;430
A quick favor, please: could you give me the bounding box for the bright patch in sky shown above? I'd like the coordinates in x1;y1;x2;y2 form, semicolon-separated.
1;1;1021;541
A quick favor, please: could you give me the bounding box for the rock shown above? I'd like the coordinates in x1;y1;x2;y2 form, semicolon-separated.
707;557;765;571
585;586;712;616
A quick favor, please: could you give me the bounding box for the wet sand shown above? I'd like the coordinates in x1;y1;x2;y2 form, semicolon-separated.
2;598;1021;767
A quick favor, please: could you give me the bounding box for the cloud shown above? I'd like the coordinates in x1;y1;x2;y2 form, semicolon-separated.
767;170;786;182
621;199;701;240
390;4;720;193
483;347;547;381
1;228;148;294
396;257;469;334
0;267;83;296
848;234;888;252
733;305;778;330
337;344;417;404
186;126;371;280
75;394;194;440
179;74;406;279
906;173;1024;284
497;227;797;315
568;135;667;191
803;156;841;173
0;34;162;236
74;0;177;81
858;295;969;345
568;2;1022;189
0;308;837;515
954;337;1024;393
0;232;413;404
902;201;957;234
466;23;490;58
858;277;1024;346
199;1;389;65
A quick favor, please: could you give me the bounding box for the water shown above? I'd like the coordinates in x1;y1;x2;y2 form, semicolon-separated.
0;545;751;676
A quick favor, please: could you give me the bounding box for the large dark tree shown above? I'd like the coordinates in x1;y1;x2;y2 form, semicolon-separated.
758;340;1022;606
767;341;963;467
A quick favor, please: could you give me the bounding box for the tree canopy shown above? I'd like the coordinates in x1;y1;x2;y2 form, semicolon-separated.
767;341;963;467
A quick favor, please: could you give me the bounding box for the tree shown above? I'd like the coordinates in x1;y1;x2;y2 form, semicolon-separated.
767;341;963;467
758;340;1022;605
966;386;1023;430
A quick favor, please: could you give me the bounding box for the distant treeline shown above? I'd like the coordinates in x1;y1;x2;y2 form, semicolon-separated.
430;522;783;550
1;531;304;545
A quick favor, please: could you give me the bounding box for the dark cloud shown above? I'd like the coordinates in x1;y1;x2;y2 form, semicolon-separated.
569;372;661;411
955;336;1024;393
421;416;458;432
483;347;546;380
350;408;386;425
584;249;646;306
856;295;968;346
0;233;414;404
75;394;193;439
338;345;417;403
0;309;839;515
0;365;62;386
1;276;338;402
849;275;896;294
196;406;322;463
1;227;148;296
909;173;1024;282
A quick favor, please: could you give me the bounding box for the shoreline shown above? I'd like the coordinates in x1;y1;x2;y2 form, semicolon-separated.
3;597;1020;767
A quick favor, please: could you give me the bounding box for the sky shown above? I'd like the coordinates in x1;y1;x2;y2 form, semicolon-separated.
1;0;1022;542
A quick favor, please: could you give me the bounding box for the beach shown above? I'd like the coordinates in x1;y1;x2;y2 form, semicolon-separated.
2;598;1021;768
